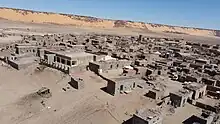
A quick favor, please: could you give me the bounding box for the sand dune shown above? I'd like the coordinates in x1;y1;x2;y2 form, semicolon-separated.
0;7;219;37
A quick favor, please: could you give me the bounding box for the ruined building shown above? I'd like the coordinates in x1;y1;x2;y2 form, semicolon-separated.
133;108;163;124
41;49;96;73
89;59;132;74
106;77;146;96
183;83;207;100
170;89;192;108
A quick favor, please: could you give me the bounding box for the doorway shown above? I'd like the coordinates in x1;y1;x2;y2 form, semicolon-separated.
199;92;203;98
93;56;97;61
120;85;124;91
158;70;161;75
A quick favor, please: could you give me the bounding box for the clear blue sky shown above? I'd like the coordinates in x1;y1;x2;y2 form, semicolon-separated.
0;0;220;29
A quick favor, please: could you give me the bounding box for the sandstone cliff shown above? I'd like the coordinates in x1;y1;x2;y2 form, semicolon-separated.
0;7;219;37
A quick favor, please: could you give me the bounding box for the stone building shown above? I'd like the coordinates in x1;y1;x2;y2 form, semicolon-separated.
146;87;165;101
189;58;211;70
57;43;85;52
195;59;210;65
146;68;162;76
134;67;148;76
170;89;193;107
173;60;190;69
6;54;38;70
89;59;132;74
41;49;96;73
133;108;162;124
106;77;145;96
111;52;131;60
138;35;143;42
155;59;173;67
189;63;204;70
135;60;149;67
177;73;201;83
15;44;38;56
184;83;207;100
201;78;216;86
215;80;220;88
123;67;136;76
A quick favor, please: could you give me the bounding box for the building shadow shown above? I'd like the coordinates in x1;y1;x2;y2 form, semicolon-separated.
100;86;115;96
122;118;133;124
68;81;77;89
182;115;201;124
100;86;109;93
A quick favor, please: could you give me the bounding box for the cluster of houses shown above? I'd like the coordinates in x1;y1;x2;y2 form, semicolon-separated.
1;33;220;124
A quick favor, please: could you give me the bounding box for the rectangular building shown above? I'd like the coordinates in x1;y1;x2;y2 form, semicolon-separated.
89;59;132;74
170;89;193;107
41;49;96;73
107;77;145;96
184;83;207;100
15;44;38;55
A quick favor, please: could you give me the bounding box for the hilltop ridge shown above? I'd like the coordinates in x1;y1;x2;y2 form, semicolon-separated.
0;7;219;37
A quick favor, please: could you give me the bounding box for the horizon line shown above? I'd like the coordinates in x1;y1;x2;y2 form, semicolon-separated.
0;6;219;31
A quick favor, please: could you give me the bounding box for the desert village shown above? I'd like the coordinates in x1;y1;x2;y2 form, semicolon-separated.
0;29;220;124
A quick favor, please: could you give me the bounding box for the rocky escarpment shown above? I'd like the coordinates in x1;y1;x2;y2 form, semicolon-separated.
0;7;219;37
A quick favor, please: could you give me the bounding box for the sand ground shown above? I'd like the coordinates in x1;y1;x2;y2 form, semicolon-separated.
0;63;202;124
0;19;220;44
0;64;156;124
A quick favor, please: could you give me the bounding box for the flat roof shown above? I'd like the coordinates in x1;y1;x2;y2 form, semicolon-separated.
90;59;130;65
113;76;138;81
150;87;164;92
197;96;220;107
184;83;206;91
10;57;37;65
178;52;191;57
135;108;161;121
180;62;190;67
136;60;148;62
59;43;85;47
111;76;145;84
46;49;94;59
16;45;37;48
171;89;192;97
196;58;209;62
64;52;93;58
